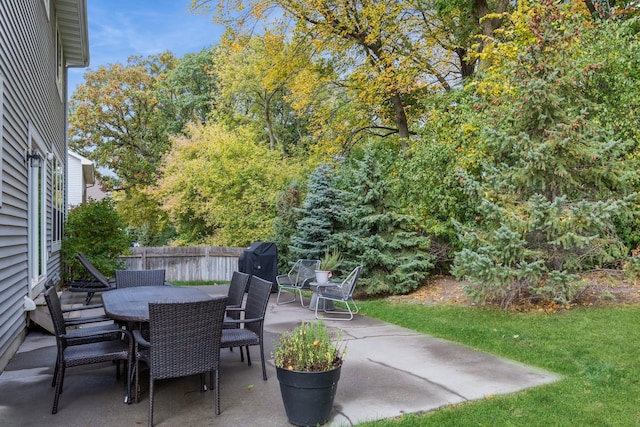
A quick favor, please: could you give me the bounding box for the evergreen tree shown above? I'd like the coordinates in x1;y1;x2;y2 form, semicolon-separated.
289;163;345;260
335;146;433;295
452;2;639;307
271;181;305;270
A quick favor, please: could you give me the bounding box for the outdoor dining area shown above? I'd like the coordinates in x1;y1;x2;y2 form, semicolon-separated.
0;254;561;427
46;259;277;426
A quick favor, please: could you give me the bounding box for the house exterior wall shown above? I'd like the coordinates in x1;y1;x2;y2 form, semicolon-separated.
0;0;88;372
67;152;84;207
67;150;93;208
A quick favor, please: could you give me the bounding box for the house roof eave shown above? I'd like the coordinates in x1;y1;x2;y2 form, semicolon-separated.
68;151;96;185
55;0;90;68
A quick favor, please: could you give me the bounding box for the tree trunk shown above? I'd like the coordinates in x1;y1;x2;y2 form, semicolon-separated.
456;47;477;79
391;93;409;149
264;89;276;151
475;0;510;71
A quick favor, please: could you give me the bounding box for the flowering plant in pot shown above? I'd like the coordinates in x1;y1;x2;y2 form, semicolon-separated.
315;249;343;284
273;320;345;426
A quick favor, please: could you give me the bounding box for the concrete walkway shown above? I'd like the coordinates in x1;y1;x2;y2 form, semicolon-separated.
0;286;560;426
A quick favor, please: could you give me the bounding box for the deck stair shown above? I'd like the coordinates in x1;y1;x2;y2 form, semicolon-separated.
29;291;107;334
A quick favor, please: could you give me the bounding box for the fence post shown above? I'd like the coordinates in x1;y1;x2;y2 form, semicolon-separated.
142;247;147;270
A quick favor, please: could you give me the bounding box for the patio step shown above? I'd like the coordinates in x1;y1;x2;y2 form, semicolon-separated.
29;292;95;335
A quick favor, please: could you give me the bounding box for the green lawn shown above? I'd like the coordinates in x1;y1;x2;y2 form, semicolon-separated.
356;300;640;426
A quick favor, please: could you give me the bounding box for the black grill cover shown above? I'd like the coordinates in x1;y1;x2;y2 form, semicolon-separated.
238;242;278;292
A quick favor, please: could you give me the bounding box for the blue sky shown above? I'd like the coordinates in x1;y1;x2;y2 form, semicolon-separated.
68;0;224;96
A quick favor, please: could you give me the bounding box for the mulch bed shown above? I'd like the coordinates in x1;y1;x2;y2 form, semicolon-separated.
388;272;640;311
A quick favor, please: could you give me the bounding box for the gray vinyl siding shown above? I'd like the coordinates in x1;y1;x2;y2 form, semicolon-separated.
0;0;72;371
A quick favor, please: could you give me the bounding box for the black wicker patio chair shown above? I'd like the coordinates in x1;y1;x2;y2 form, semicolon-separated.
44;280;114;330
276;259;320;307
115;269;167;288
68;252;117;304
133;297;228;426
44;286;133;414
223;271;250;329
220;275;272;381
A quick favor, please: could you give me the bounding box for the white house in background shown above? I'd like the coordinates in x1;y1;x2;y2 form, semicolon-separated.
0;0;89;372
67;150;109;209
67;150;95;208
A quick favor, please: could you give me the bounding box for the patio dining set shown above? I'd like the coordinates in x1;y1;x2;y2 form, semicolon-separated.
45;254;363;426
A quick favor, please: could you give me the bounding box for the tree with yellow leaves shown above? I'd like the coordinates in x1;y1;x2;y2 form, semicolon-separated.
155;122;302;245
212;30;321;155
192;0;516;150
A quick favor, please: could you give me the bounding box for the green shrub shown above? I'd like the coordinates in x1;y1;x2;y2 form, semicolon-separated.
61;198;131;281
624;255;640;282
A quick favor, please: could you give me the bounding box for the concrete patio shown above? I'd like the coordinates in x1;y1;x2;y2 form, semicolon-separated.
0;286;561;426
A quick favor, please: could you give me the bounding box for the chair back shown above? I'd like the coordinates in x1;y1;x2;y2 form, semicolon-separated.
338;266;363;300
115;269;166;288
227;271;250;322
227;271;250;307
76;252;111;286
43;287;68;346
148;297;228;381
243;276;272;335
295;259;321;286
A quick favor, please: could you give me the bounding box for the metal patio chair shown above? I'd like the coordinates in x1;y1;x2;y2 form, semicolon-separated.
276;259;320;307
314;265;363;321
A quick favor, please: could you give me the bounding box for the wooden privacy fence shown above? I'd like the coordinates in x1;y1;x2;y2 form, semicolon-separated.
120;246;245;282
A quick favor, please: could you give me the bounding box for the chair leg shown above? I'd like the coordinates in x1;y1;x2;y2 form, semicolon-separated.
148;378;154;427
297;289;307;308
134;359;140;403
314;294;321;319
52;356;59;387
259;341;267;381
214;369;221;415
52;364;65;414
200;373;207;392
316;297;356;320
246;346;252;366
276;287;297;305
125;357;132;404
59;364;66;394
350;299;360;315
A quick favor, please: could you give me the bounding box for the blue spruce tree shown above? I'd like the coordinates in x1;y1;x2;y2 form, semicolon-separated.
335;147;433;295
289;163;344;261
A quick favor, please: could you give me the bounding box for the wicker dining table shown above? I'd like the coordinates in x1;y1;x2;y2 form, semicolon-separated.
102;286;214;323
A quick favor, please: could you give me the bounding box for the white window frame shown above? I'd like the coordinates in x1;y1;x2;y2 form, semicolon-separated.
51;153;64;252
27;124;48;295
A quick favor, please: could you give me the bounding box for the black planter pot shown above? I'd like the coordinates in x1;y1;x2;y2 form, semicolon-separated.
276;364;342;426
